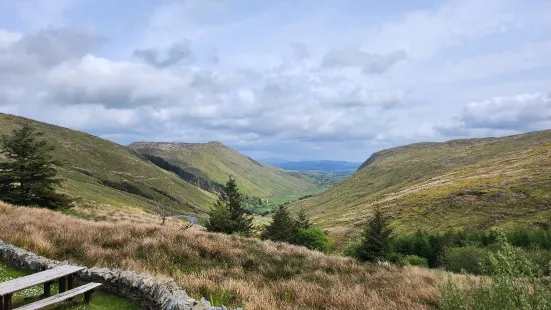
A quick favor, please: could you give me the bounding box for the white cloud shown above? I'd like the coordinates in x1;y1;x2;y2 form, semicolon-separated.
436;93;551;137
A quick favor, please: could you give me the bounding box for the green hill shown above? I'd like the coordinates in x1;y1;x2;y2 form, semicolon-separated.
129;142;316;198
0;113;216;215
292;130;551;241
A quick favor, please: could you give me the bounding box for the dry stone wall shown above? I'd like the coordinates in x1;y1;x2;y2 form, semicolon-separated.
0;241;241;310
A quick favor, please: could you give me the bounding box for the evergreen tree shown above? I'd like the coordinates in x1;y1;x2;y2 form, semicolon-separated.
0;124;72;209
262;205;297;242
206;176;252;235
295;209;311;229
357;208;394;262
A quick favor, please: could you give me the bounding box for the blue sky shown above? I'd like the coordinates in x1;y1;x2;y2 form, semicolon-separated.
0;0;550;161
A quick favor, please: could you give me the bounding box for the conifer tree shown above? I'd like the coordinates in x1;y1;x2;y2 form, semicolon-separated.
295;209;311;229
0;124;72;209
262;205;297;242
206;176;252;235
357;208;394;262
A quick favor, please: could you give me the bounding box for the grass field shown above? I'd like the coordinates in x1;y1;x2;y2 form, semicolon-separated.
0;260;138;309
0;113;216;216
292;130;551;244
0;202;455;310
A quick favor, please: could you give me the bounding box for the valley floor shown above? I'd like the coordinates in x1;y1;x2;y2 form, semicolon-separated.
0;203;454;310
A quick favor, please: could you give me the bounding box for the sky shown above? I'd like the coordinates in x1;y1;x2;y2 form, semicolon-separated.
0;0;550;162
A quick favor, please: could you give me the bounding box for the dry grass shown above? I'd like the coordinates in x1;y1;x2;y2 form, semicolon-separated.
0;203;447;309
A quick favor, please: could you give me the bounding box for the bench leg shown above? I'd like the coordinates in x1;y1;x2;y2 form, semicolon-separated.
67;275;75;300
59;276;67;293
44;281;52;297
3;294;11;310
0;295;3;310
84;290;93;304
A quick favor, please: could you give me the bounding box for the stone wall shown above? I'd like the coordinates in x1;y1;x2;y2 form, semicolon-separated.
0;241;240;310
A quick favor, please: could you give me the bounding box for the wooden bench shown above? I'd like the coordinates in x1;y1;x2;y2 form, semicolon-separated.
0;265;101;310
14;283;102;310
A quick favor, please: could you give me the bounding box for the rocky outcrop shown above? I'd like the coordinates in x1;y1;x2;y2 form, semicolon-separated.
0;241;241;310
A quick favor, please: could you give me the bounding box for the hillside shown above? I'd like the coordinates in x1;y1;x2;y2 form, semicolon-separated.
129;142;316;198
292;130;551;240
0;202;444;310
0;113;216;215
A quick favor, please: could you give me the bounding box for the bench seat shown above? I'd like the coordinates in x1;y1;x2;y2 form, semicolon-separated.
14;283;102;310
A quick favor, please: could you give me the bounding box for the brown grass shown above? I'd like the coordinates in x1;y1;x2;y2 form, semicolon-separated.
0;203;446;309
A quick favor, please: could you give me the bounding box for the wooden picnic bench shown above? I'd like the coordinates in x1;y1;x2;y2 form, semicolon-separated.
0;265;102;310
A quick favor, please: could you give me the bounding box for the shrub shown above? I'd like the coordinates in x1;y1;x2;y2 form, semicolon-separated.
439;229;551;310
343;241;361;260
440;246;490;275
403;255;428;268
294;227;331;253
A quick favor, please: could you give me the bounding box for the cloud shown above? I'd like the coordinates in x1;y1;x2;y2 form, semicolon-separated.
289;43;310;60
134;38;192;67
436;93;551;137
322;49;407;74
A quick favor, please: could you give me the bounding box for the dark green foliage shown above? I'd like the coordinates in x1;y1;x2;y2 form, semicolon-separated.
206;176;253;236
262;206;330;252
440;246;490;275
440;229;551;310
295;209;311;229
262;205;297;242
0;124;72;209
356;208;394;262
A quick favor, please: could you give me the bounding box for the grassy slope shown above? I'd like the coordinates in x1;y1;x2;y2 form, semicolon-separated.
0;113;215;214
0;203;445;310
292;130;551;240
129;142;316;197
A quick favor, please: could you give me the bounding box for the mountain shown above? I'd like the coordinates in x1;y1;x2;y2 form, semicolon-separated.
276;160;361;172
129;142;316;198
0;113;216;215
292;130;551;241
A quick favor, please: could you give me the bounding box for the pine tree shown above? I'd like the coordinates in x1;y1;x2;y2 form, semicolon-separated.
0;124;72;209
295;209;311;229
205;176;252;235
262;205;297;242
357;208;394;262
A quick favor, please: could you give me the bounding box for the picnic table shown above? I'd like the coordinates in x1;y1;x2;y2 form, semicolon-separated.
0;265;101;310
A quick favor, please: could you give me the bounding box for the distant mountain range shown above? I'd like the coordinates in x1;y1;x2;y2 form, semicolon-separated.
274;160;362;172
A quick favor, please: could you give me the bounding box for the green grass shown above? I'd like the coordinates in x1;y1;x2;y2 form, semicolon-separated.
292;130;551;242
0;113;216;215
129;142;317;198
0;260;139;309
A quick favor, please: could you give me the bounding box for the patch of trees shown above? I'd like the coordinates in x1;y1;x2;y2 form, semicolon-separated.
205;176;330;252
262;206;330;252
0;124;73;209
345;209;551;274
143;154;225;193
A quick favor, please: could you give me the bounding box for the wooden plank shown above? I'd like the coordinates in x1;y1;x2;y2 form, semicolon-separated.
14;283;102;310
0;266;85;296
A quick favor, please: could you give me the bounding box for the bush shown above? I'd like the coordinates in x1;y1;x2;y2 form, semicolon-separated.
403;255;428;267
294;228;331;253
343;241;361;260
440;246;490;275
439;229;551;310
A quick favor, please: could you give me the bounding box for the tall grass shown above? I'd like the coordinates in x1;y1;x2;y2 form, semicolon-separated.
0;203;443;309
